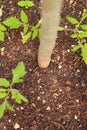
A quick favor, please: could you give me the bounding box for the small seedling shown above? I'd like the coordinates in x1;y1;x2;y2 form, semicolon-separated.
58;9;87;64
0;62;28;118
18;0;35;8
0;9;40;43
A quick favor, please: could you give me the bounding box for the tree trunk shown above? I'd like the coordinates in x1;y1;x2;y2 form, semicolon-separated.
38;0;63;68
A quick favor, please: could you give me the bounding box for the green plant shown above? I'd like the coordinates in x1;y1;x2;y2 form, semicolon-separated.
0;10;40;43
0;62;28;118
58;9;87;65
18;0;35;8
0;24;7;41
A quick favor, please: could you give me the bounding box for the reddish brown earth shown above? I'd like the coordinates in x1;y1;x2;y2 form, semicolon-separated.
0;0;87;130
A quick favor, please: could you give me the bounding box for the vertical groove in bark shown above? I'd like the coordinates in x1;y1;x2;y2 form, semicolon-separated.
38;0;63;68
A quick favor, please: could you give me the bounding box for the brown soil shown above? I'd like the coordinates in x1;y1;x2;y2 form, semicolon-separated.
0;0;87;130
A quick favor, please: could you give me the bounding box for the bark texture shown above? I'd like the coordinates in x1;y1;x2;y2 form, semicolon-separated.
38;0;63;68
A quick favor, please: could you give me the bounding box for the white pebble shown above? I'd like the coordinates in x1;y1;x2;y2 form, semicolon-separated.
58;65;62;69
14;123;20;129
74;115;78;120
46;106;51;111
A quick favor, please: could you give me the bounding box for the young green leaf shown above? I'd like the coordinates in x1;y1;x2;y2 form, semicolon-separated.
0;24;6;31
57;26;66;31
81;9;87;22
0;102;6;118
18;0;35;8
11;90;18;99
66;16;79;24
17;93;28;103
20;10;28;23
81;44;87;64
15;92;28;104
0;88;7;92
22;32;31;43
32;28;39;39
11;90;28;104
0;78;10;87
72;43;82;52
17;1;25;7
12;62;27;84
80;24;87;31
35;21;41;29
23;25;29;34
15;97;22;104
0;92;7;99
70;33;77;38
26;1;35;7
3;17;22;29
78;31;87;38
5;100;14;111
0;31;4;41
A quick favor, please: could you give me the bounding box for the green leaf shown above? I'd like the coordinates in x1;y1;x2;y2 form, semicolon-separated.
0;92;7;99
0;24;6;31
72;43;82;52
17;1;34;8
57;26;66;31
66;16;79;24
17;1;25;7
81;9;87;22
78;31;87;38
22;32;31;43
11;90;17;99
81;44;87;64
35;21;41;28
11;90;28;104
0;88;7;92
70;33;77;38
12;62;27;84
5;100;14;111
80;24;87;31
20;10;28;23
23;25;29;34
0;102;6;118
0;30;4;41
15;97;22;104
26;1;35;7
32;28;39;39
0;78;10;87
17;93;28;103
3;17;22;29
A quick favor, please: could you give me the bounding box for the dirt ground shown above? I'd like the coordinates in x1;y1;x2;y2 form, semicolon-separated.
0;0;87;130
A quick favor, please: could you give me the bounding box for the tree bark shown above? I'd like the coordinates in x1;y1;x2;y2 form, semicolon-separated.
38;0;63;68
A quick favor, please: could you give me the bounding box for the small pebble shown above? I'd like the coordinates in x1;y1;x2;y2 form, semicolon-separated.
58;104;62;108
32;103;36;108
59;89;62;92
46;106;51;111
77;69;80;73
58;64;62;69
42;99;46;104
37;96;41;100
20;107;24;110
8;119;11;123
66;80;71;85
67;49;70;52
76;99;79;103
4;126;6;129
53;93;59;98
14;123;20;129
74;115;78;120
